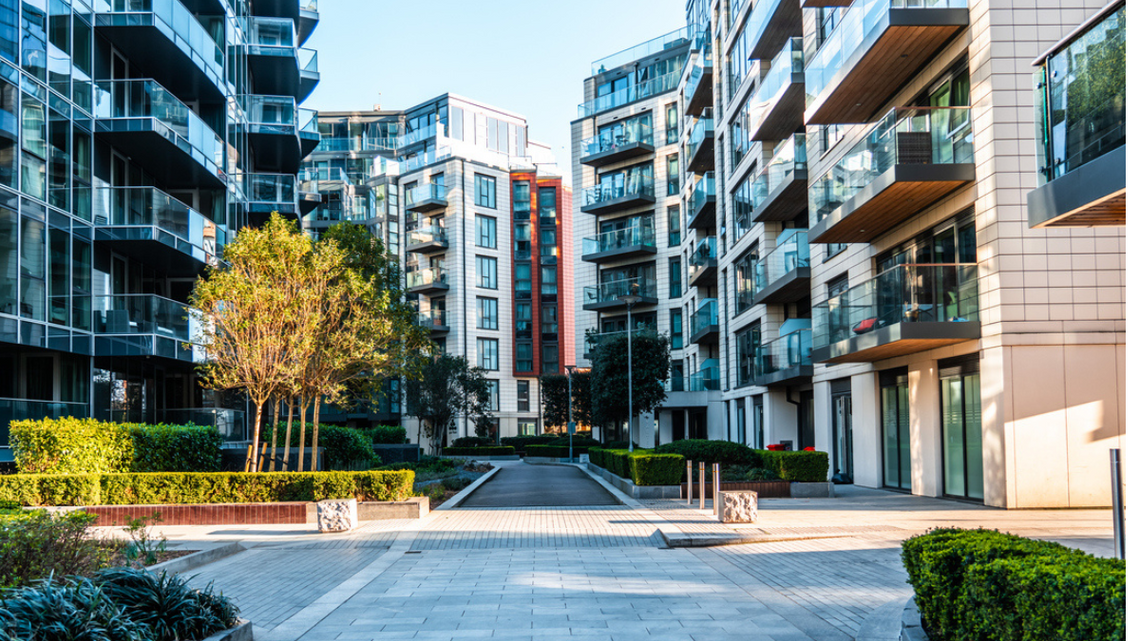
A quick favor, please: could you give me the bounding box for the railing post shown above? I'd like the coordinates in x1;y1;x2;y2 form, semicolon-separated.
1111;448;1125;559
699;462;705;510
687;460;693;505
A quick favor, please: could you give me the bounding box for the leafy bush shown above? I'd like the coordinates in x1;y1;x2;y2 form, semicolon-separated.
375;456;456;481
629;453;684;485
273;423;379;469
655;439;757;466
901;529;1124;641
96;568;238;641
500;435;557;451
755;450;829;482
440;446;515;457
525;445;573;458
370;425;406;444
602;440;638;450
547;435;603;449
0;575;152;641
451;437;496;448
0;471;414;507
587;447;605;467
0;510;112;588
125;424;222;473
720;464;779;482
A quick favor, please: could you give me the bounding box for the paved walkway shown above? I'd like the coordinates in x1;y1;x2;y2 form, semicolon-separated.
158;462;1114;641
459;463;620;508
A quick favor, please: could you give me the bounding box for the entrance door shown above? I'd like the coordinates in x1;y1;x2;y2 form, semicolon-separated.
881;369;911;491
940;358;983;500
831;391;853;483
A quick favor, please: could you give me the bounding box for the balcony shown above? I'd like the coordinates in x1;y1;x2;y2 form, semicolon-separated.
582;224;656;263
298;0;319;44
244;173;299;221
811;263;980;364
397;123;445;151
246;95;319;174
417;310;449;335
808;107;975;244
246;17;319;102
95;0;227;104
748;38;804;142
687;174;716;229
804;0;969;125
591;26;688;75
743;0;803;61
581;174;655;215
94;80;226;189
407;225;448;253
689;299;719;345
754;230;810;304
93;187;226;277
682;41;713;116
802;0;853;7
689;365;721;392
685;116;715;174
687;237;717;288
581;121;655;167
300;166;349;194
582;276;657;311
1027;4;1126;229
578;70;683;118
751;133;808;223
314;136;395;154
93;294;203;363
406;267;449;295
757;326;813;387
405;182;448;213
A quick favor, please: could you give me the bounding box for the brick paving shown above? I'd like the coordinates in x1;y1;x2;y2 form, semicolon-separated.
411;507;661;550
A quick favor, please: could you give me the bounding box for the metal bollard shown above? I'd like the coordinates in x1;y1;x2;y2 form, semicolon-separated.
1111;449;1125;559
686;460;693;505
699;462;706;510
713;462;720;503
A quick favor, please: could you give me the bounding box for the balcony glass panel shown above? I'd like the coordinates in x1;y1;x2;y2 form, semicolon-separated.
245;173;296;205
248;16;295;49
591;26;688;75
408;225;447;246
689;364;720;391
809;107;973;227
690;298;718;335
93;293;197;342
406;182;447;207
687;174;715;219
581;119;654;156
582;275;656;306
397;123;445;148
417;310;448;330
299;48;318;74
683;42;712;105
684;116;712;163
315;136;394;153
1035;4;1126;184
811;264;979;351
583;171;654;209
759;328;812;375
406;267;447;289
687;236;716;273
748;38;803;121
804;0;967;111
579;70;683;118
94;186;226;258
755;230;808;290
582;225;655;256
245;94;297;129
96;0;225;82
751;133;806;210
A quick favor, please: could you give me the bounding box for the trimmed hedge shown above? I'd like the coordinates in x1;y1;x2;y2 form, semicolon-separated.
0;471;414;507
441;446;515;457
451;437;496;448
547;435;603;449
273;423;378;469
629;453;684;485
500;435;557;451
128;424;223;473
525;445;572;458
902;529;1125;641
656;439;757;466
370;425;406;444
755;450;829;482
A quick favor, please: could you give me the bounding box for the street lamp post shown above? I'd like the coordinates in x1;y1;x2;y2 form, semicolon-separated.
565;365;575;463
618;286;643;453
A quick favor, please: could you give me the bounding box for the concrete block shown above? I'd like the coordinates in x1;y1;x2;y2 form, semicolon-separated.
715;491;757;523
316;498;358;533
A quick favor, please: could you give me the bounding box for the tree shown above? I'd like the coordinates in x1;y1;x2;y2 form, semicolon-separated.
404;353;491;453
540;372;593;432
587;328;670;427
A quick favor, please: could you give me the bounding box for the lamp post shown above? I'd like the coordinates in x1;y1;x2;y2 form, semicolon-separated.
618;285;643;453
565;364;575;463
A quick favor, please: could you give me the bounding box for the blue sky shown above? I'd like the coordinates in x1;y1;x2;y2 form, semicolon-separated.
303;1;686;175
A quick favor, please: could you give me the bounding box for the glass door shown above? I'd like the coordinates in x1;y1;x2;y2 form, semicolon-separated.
881;369;911;490
940;359;984;500
832;391;853;483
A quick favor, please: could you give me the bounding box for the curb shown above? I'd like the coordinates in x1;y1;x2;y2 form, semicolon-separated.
854;596;911;641
900;596;930;641
200;620;253;641
435;465;501;510
149;541;246;575
656;529;863;548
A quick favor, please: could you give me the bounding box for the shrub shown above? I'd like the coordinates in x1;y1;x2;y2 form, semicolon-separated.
525;445;573;458
370;425;406;444
602;440;637;450
0;576;152;641
273;423;379;469
547;435;602;449
720;464;779;482
451;437;495;448
629;453;684;485
96;568;238;641
0;510;112;588
0;471;414;507
755;451;829;482
125;424;223;473
440;446;515;457
500;435;557;451
656;439;757;466
587;447;605;467
9;417;134;475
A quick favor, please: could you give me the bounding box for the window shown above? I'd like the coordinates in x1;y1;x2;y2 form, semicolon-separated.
476;256;497;289
477;338;499;370
753;396;764;449
542;344;559;374
519;421;537;436
512;180;530;218
737;326;760;385
477;297;498;330
475;174;496;208
671;309;683;349
516;342;533;371
518;380;530;412
668;205;681;247
729;106;752;172
732;179;753;241
671;360;684;392
515;263;531;295
486;380;500;412
666;102;679;144
477;215;496;248
669;258;682;298
538;187;556;224
541;266;557;294
541;304;557;334
735;250;758;313
515;302;532;332
667;154;679;196
825;243;847;260
540;229;556;257
514;222;531;259
726;32;751;100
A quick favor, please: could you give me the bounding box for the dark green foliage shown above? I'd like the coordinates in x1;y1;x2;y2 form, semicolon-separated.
501;435;558;451
901;528;1125;641
720;464;779;481
587;328;670;425
451;437;496;448
656;439;757;465
0;471;414;507
547;435;602;449
0;576;151;641
95;568;239;641
126;424;223;473
273;423;379;469
440;447;515;457
524;445;573;458
0;510;111;588
755;451;829;482
404;353;493;453
628;453;684;485
370;425;407;445
587;447;605;467
602;440;638;450
539;372;593;431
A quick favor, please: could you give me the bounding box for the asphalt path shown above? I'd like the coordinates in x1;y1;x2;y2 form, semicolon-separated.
458;462;620;507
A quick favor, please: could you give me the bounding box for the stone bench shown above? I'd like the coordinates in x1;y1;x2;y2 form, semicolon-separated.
317;498;358;533
716;490;758;523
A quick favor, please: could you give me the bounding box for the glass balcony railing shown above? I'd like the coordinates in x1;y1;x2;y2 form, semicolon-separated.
755;231;808;291
95;0;226;89
300;166;349;184
93;294;197;342
582;223;655;255
579;70;683;118
300;0;318;11
689;365;721;392
397;123;445;148
406;267;448;290
684;116;713;163
405;183;448;208
688;237;717;274
682;42;712;107
93;187;227;261
315;136;396;153
583;173;654;209
689;298;718;336
245;173;297;207
748;38;803;124
805;0;967;112
583;275;656;306
417;310;448;330
93;79;225;175
299;48;319;75
809;107;974;227
811;264;979;351
687;174;716;222
591;26;688;75
758;328;812;376
581;120;655;157
751;133;806;211
248;16;296;48
408;225;448;247
244;94;314;135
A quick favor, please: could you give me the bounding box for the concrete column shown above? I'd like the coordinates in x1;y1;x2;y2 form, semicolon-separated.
851;371;882;488
981;344;1010;507
765;390;798;448
813;381;830;456
909;358;941;498
743;396;755;447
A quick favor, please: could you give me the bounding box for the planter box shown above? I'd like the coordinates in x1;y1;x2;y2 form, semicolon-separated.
790;481;835;497
586;462;680;499
681;481;791;499
78;498;429;527
374;444;420;464
524;457;573;465
440;455;519;461
201;620;253;641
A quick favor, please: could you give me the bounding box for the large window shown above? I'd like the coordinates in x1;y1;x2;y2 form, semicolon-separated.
475;174;496;208
541;344;559;374
514;263;531;295
669;258;682;298
540;229;556;257
940;357;983;500
517;380;530;412
477;215;496;248
729;106;752;173
731;179;753;241
476;256;497;289
486;380;499;412
515;301;532;332
540;266;557;295
512;180;530;218
670;309;683;349
666;102;679;144
667;153;679;195
668;205;681;247
477;297;498;330
514;222;531;259
541;304;557;334
478;338;499;370
881;368;911;492
538;187;556;224
516;342;533;371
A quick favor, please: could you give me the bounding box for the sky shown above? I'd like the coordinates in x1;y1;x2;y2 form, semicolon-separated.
303;0;686;176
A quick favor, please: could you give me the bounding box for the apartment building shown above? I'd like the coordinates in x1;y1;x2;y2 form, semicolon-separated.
0;0;321;453
300;95;574;446
574;0;1125;508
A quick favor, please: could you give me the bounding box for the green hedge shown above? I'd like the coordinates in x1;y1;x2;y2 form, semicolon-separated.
10;418;222;474
755;450;829;482
500;435;557;451
587;447;605;467
370;425;406;444
901;529;1125;641
273;423;378;469
629;453;684;485
655;439;757;465
0;471;415;507
441;446;516;457
451;436;496;448
546;435;603;449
